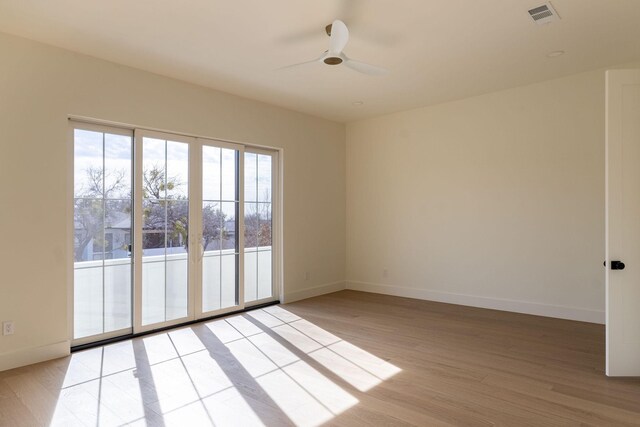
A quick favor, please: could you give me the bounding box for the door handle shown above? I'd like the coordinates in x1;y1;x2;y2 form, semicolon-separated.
604;260;626;270
611;260;625;270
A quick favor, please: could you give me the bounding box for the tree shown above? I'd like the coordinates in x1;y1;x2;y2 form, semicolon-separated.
75;164;233;261
244;202;272;249
142;165;175;199
74;167;127;261
140;164;229;253
141;164;188;250
202;204;226;250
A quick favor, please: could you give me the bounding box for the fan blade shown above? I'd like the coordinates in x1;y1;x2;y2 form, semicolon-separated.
343;57;389;75
329;19;349;54
277;53;326;70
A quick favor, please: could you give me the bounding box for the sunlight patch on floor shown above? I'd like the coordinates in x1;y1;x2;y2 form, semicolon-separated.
50;306;400;426
248;307;402;392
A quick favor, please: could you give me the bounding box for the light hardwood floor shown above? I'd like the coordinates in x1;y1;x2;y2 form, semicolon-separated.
1;290;639;426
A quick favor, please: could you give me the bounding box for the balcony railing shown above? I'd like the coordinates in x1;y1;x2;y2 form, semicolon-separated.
73;247;272;340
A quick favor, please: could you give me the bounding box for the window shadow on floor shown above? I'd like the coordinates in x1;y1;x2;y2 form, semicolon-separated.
190;323;294;426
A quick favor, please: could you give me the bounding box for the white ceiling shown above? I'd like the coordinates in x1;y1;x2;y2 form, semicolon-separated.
1;0;639;122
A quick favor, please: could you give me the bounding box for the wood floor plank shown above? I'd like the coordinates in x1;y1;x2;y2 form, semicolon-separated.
0;290;639;426
0;398;40;427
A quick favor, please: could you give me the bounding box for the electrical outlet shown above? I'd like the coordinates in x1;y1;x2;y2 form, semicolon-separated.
304;271;310;280
383;268;388;278
2;321;14;336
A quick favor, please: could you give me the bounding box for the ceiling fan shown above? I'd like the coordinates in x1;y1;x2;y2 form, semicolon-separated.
281;20;389;76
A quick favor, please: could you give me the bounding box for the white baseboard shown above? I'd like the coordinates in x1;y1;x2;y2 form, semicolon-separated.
346;281;605;324
0;340;70;372
283;281;346;303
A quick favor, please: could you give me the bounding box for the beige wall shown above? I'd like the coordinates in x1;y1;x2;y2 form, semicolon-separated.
346;67;625;323
0;32;346;370
3;28;638;370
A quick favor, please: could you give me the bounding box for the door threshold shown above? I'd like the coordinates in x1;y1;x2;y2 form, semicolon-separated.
71;300;280;353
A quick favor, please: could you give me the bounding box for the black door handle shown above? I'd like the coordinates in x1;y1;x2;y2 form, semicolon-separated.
607;260;626;270
611;260;625;270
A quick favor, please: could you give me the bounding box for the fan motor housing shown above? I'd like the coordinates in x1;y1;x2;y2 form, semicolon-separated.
324;56;343;65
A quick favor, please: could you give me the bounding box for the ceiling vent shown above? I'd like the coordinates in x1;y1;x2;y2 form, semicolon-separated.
528;2;560;25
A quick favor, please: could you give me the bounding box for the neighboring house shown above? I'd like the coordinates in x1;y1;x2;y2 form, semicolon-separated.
74;212;131;261
74;214;239;260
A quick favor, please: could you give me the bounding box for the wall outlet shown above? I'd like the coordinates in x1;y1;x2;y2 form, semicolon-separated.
304;271;310;280
2;321;14;336
383;268;388;278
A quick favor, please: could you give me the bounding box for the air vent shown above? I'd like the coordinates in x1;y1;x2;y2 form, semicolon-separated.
528;2;560;25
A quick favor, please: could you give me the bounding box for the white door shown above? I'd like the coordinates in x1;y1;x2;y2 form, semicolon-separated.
243;149;278;306
134;131;247;333
134;130;196;332
198;139;245;318
71;123;135;345
605;69;640;376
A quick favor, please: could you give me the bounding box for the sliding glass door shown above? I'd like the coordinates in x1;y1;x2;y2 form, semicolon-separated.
200;142;243;315
244;150;276;304
72;124;133;342
135;131;194;331
72;123;277;344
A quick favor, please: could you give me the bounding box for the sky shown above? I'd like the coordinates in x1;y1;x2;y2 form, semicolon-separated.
74;129;272;203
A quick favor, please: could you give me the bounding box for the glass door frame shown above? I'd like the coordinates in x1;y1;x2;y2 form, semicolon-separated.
244;147;280;308
69;121;135;347
133;129;198;333
133;130;249;334
196;137;246;320
70;119;282;345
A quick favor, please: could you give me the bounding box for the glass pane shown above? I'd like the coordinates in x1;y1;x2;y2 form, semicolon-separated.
104;264;131;331
244;152;274;305
142;185;166;325
220;254;237;309
167;140;189;199
105;200;131;260
258;250;273;300
74;127;134;340
257;154;272;203
244;251;257;303
166;258;188;321
142;199;165;256
221;148;236;201
74;264;103;338
202;253;221;313
166;197;189;321
74;129;103;198
143;137;166;199
258;203;272;249
142;198;167;326
142;137;190;326
203;201;222;252
142;258;165;326
203;146;221;201
244;152;257;203
104;133;132;199
167;200;189;256
244;203;258;250
221;202;237;252
74;199;104;262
